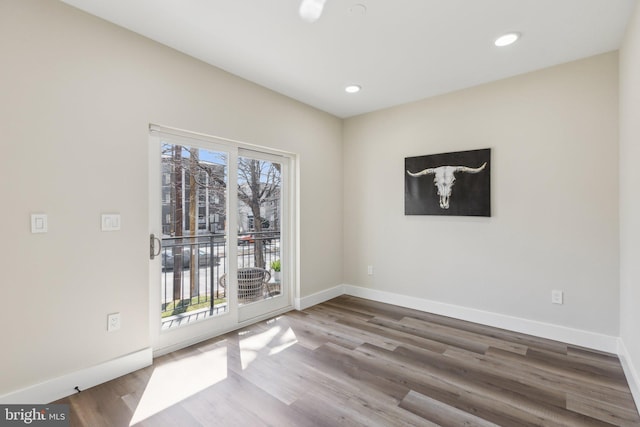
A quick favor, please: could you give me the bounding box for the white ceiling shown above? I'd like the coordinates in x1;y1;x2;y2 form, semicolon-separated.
60;0;635;118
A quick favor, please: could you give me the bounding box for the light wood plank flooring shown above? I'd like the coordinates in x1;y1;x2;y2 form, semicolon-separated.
56;296;640;426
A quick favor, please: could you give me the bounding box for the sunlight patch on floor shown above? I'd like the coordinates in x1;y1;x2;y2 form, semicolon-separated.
130;343;228;425
269;326;297;356
239;324;298;370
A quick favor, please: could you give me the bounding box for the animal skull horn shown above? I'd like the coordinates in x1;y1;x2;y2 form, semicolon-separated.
454;162;487;174
406;168;436;177
406;162;487;209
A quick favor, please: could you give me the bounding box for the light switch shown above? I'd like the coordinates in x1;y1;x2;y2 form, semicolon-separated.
107;313;121;332
31;214;48;233
551;290;564;305
101;214;121;231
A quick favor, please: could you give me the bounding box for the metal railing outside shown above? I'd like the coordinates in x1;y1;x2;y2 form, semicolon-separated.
160;231;280;320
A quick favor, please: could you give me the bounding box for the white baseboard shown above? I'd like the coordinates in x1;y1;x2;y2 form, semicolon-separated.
0;347;152;404
295;285;345;310
342;285;619;353
618;339;640;411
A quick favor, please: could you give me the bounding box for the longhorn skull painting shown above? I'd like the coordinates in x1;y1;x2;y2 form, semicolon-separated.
405;149;491;216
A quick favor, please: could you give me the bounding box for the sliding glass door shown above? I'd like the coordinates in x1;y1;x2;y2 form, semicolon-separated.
149;128;293;351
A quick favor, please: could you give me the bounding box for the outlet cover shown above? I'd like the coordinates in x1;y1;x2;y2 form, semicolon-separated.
31;214;48;233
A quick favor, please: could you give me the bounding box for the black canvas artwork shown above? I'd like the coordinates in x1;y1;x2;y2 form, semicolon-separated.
405;148;491;216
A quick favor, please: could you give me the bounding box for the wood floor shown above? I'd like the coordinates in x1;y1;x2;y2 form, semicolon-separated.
56;296;640;426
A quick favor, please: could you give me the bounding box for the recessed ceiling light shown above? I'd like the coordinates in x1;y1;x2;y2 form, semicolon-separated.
495;32;520;47
345;84;361;93
299;0;327;23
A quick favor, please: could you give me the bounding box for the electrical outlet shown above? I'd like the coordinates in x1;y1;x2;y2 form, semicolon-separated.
31;214;48;233
107;313;121;331
367;265;374;275
551;290;563;305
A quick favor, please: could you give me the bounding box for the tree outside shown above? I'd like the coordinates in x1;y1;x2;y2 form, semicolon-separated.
237;157;281;269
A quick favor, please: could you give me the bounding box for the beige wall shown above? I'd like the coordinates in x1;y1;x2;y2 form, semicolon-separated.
620;0;640;382
343;53;620;335
0;0;343;395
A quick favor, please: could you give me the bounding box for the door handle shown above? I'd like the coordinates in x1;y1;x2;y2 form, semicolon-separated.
150;233;162;260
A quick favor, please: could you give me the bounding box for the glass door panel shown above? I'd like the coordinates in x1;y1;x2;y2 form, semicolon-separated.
237;151;289;321
159;142;228;328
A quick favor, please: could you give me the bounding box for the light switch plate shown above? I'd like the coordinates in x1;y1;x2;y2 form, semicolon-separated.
107;313;121;332
101;214;121;231
31;214;48;233
551;290;564;305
